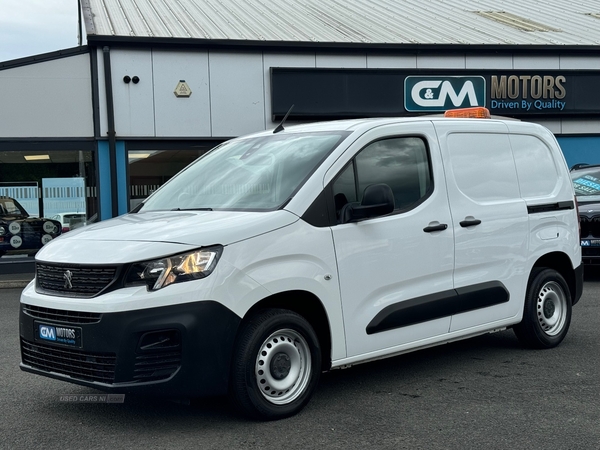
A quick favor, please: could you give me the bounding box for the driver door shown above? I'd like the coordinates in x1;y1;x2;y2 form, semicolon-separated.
329;122;455;359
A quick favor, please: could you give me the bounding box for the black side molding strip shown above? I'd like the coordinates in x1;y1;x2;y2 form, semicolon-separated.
366;281;509;335
527;201;574;214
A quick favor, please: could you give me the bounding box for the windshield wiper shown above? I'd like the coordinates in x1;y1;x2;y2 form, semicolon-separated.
171;207;213;211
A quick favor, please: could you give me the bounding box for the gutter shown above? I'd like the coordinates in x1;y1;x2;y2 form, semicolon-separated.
102;46;119;218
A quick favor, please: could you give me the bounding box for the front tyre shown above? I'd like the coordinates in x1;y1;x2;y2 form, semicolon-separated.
513;268;572;349
229;309;321;420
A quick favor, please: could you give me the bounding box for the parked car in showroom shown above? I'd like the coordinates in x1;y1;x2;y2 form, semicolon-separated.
0;196;62;257
571;164;600;264
50;212;87;233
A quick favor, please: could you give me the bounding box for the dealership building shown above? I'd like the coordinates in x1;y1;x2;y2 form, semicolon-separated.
1;0;600;261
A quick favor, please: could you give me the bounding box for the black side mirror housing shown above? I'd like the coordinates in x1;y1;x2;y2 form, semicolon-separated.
340;183;395;223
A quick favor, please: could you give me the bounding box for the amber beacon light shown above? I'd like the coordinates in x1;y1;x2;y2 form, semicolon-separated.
444;107;491;119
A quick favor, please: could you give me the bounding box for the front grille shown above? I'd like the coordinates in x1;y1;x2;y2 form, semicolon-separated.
579;215;600;238
582;247;600;257
133;351;182;382
21;339;116;384
36;263;118;298
23;304;102;324
21;223;40;240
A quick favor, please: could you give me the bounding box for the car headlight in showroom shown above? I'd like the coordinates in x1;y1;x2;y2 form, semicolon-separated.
125;246;223;291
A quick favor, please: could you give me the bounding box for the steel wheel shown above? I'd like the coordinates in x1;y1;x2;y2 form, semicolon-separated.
536;280;568;336
255;329;311;405
229;308;321;420
514;268;572;349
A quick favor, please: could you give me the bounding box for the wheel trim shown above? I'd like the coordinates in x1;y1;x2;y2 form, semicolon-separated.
536;281;567;336
255;329;312;405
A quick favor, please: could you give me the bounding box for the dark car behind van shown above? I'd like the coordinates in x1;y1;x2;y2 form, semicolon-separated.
0;197;61;257
571;164;600;264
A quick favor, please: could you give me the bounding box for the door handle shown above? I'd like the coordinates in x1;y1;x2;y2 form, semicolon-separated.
460;218;482;227
423;223;448;233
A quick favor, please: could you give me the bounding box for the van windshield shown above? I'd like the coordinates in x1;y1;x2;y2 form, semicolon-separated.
138;131;348;212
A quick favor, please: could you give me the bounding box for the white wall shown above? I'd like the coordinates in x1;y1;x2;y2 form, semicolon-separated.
0;54;93;138
2;49;598;140
209;52;265;136
109;49;154;137
95;49;600;139
154;50;211;137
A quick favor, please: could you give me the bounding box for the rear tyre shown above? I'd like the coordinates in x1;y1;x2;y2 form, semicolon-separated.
513;268;572;349
229;308;321;420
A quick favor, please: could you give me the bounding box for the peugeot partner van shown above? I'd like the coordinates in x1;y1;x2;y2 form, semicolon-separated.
19;107;583;420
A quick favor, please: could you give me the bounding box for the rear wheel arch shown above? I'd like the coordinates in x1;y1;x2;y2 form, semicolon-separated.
532;252;577;303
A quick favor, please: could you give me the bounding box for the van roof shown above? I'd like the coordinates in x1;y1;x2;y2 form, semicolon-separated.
244;114;530;138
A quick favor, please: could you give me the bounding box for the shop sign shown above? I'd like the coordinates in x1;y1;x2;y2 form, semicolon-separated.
271;68;600;119
489;75;566;114
405;76;486;112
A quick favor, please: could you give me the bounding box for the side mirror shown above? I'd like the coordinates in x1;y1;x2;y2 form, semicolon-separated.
340;183;395;223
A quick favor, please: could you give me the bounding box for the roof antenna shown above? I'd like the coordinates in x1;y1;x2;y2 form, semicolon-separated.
273;104;294;134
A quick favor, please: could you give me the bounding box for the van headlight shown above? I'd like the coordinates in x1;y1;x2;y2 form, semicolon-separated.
125;246;222;291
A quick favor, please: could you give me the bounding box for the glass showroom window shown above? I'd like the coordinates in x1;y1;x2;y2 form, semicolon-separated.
0;147;97;259
127;144;219;211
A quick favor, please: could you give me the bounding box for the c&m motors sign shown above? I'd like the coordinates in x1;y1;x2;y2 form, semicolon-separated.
404;76;486;112
271;68;600;120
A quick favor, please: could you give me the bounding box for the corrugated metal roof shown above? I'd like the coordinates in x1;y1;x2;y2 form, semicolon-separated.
81;0;600;45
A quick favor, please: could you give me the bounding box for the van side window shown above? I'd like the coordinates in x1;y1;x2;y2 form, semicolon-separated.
333;162;358;218
332;137;433;222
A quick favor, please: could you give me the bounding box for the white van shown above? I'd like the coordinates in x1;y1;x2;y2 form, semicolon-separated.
20;107;583;420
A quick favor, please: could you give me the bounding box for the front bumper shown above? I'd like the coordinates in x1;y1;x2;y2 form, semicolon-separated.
20;301;241;398
581;244;600;265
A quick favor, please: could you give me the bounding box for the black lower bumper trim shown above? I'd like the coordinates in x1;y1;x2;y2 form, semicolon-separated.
20;301;241;397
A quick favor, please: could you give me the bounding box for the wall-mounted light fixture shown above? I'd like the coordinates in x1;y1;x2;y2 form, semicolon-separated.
24;155;50;161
